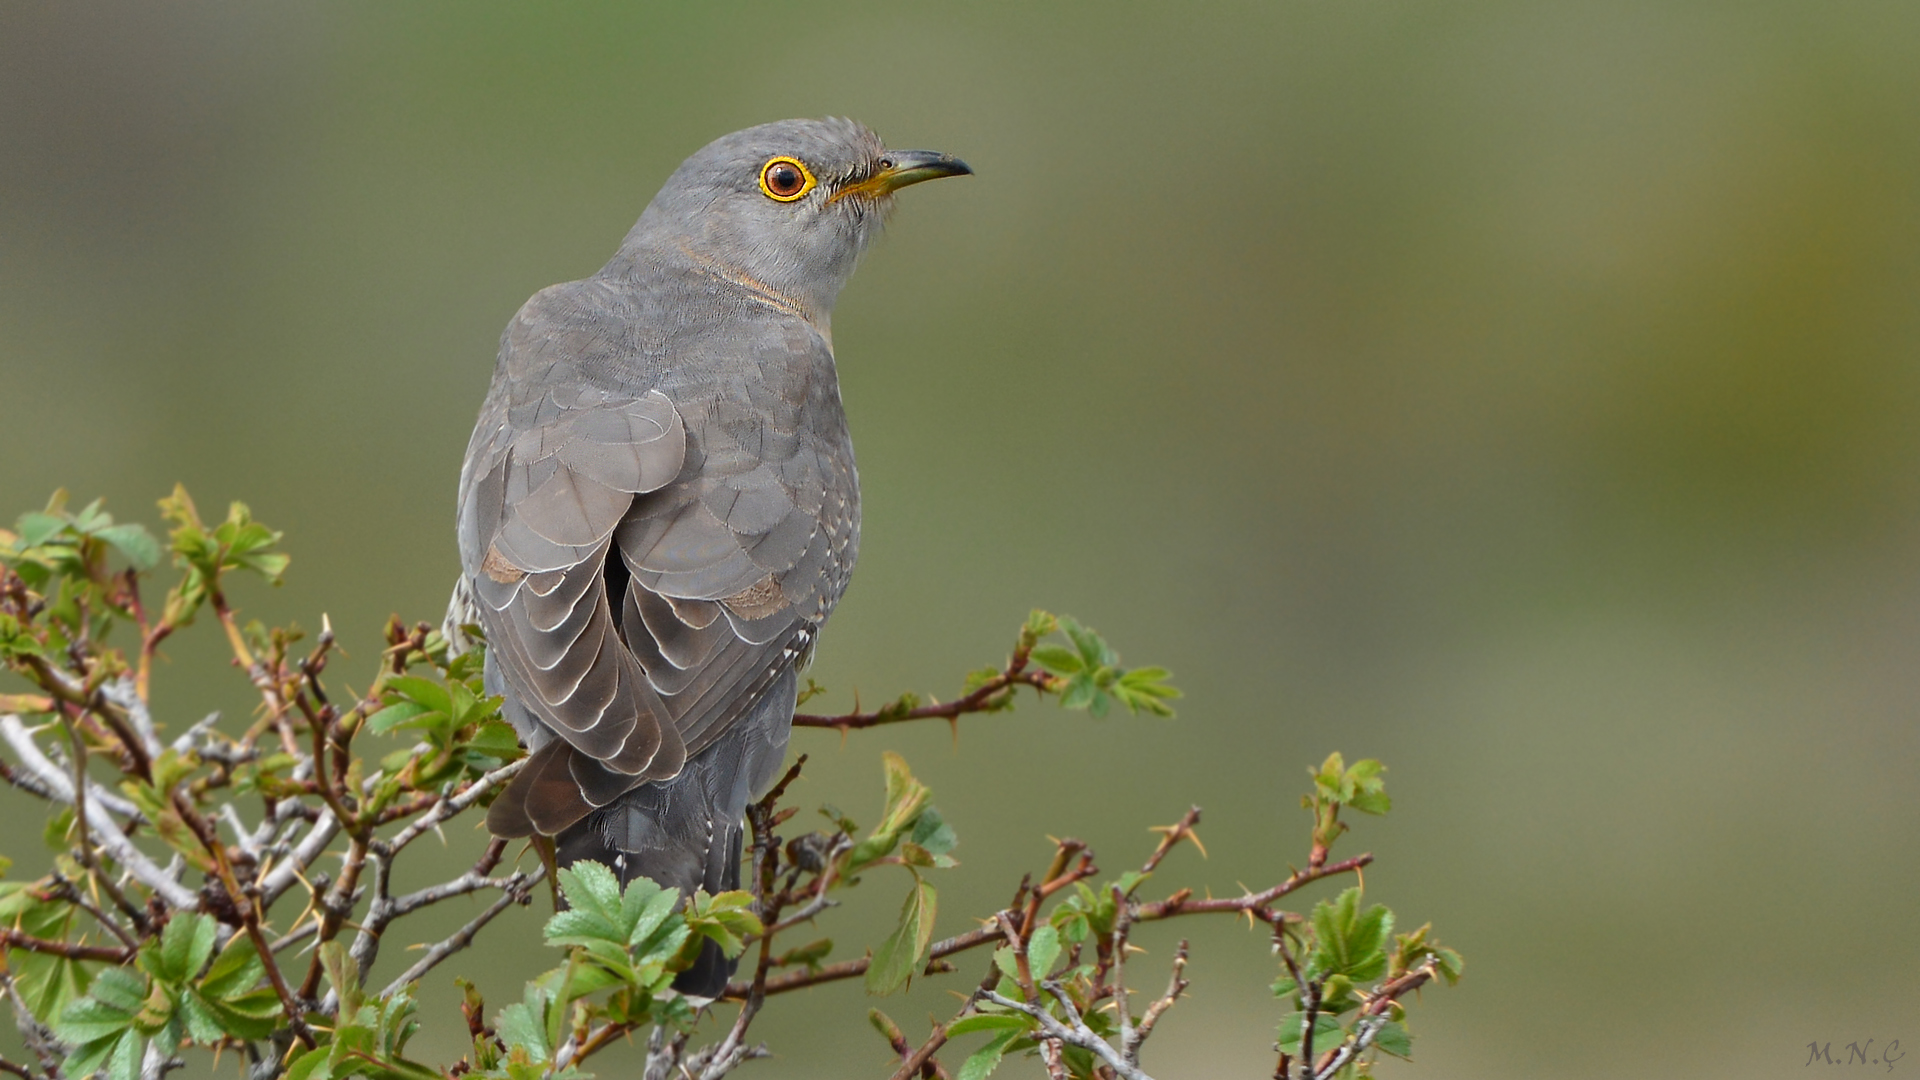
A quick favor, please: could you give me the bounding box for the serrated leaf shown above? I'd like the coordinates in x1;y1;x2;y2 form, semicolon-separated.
284;1044;332;1080
92;524;162;570
381;676;453;718
1027;925;1061;981
66;1029;142;1080
155;912;217;984
947;1013;1030;1037
1058;676;1098;711
1060;617;1115;668
55;995;139;1045
177;989;225;1044
627;883;681;950
83;966;148;1015
1028;645;1085;675
1347;789;1391;815
318;941;363;1017
16;513;67;550
494;998;549;1065
909;805;958;857
685;890;762;959
958;1030;1019;1080
1374;1019;1413;1059
555;862;623;923
1310;887;1392;982
866;876;936;995
202;990;282;1040
365;701;433;734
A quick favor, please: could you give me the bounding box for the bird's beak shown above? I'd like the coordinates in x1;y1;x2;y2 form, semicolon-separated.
832;150;972;202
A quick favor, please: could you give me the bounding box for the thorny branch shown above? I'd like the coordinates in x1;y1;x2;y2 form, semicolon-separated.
0;530;547;1070
0;503;1455;1080
791;633;1057;733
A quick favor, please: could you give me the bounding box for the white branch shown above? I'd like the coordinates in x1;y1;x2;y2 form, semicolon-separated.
0;715;146;819
260;807;341;905
0;715;196;909
378;757;525;857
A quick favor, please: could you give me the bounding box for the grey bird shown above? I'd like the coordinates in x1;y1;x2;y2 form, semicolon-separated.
449;118;969;997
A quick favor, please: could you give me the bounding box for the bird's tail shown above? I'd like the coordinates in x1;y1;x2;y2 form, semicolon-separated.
554;668;795;999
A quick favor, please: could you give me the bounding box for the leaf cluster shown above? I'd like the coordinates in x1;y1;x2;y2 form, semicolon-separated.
0;490;1462;1080
53;913;280;1080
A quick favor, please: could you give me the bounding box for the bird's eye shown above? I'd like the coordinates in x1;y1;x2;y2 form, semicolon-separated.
759;157;815;202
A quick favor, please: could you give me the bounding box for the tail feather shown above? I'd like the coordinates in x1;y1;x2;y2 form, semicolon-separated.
555;668;795;998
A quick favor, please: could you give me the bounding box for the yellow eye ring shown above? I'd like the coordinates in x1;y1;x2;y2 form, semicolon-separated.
758;157;816;202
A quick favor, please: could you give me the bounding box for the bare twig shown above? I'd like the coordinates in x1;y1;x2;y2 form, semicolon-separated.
376;866;541;999
885;1022;950;1080
0;928;134;963
1131;941;1188;1063
792;642;1055;733
0;714;147;820
375;757;526;857
260;807;341;905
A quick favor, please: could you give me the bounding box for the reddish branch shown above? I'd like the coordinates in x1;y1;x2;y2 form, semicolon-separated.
792;641;1057;732
0;929;134;963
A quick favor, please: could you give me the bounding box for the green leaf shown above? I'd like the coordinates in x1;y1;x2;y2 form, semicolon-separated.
1027;925;1061;981
177;989;226;1044
364;701;433;734
494;988;551;1064
957;1029;1019;1080
381;676;454;718
1374;1019;1413;1059
55;994;140;1045
284;1044;333;1080
153;912;218;984
91;524;161;570
65;1029;142;1080
1057;676;1098;711
16;512;67;549
909;805;958;858
946;1013;1029;1037
82;967;147;1015
625;880;681;950
1028;645;1085;676
876;752;931;838
685;890;762;959
1310;887;1392;982
1059;617;1111;667
866;876;937;995
318;941;363;1018
201;989;283;1040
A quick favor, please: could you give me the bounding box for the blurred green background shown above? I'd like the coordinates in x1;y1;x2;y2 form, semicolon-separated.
4;2;1918;1077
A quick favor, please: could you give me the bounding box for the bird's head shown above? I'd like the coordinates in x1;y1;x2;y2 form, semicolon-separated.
614;118;971;319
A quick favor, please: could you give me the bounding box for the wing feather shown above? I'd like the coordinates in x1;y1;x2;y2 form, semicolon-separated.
460;278;856;838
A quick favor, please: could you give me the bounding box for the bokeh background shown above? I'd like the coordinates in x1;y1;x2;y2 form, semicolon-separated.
4;2;1918;1077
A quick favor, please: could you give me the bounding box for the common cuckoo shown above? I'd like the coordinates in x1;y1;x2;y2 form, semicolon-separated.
449;118;969;996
